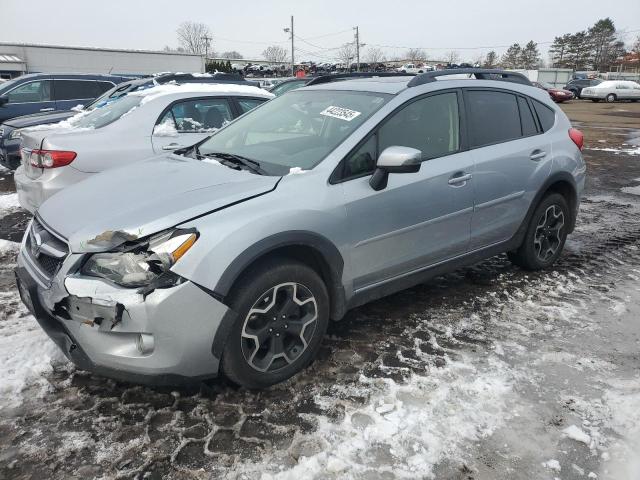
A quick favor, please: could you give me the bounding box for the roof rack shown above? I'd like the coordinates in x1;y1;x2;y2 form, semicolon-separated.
306;71;416;86
407;69;531;87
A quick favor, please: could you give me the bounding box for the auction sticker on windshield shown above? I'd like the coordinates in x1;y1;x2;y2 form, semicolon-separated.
320;106;362;121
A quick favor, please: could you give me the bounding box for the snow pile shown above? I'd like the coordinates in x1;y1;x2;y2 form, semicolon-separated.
562;425;592;445
542;459;561;471
287;167;307;175
134;83;273;105
152;120;178;137
0;193;21;211
586;146;640;155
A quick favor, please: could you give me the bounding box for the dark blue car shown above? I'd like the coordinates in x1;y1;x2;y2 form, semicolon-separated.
0;72;259;169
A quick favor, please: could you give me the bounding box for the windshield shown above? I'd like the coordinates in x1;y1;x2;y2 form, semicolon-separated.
83;80;153;109
70;95;142;129
270;80;307;96
538;82;554;89
0;76;27;95
197;89;391;174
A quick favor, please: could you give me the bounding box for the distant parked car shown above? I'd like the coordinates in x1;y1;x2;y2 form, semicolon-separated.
532;81;573;103
0;73;131;124
14;83;273;212
396;63;428;74
563;78;603;99
0;72;259;170
580;80;640;103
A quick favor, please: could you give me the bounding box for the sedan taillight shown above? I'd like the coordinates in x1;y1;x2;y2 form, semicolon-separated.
28;149;77;168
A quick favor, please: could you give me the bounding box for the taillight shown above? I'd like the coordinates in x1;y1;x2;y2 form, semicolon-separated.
29;149;77;168
568;128;584;151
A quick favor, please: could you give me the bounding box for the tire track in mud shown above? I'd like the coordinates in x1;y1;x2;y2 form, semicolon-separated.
1;193;640;480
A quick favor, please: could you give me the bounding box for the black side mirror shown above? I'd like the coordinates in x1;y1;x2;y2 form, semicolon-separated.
0;96;8;107
369;146;422;191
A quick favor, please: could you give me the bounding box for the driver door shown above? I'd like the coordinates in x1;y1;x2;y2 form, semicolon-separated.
337;91;475;291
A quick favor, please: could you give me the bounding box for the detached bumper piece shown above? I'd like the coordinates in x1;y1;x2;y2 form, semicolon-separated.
15;266;231;386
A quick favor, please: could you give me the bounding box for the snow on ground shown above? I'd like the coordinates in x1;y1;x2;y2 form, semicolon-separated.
0;193;20;211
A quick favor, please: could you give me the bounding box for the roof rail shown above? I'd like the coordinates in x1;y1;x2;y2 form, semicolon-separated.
306;71;416;86
407;69;532;87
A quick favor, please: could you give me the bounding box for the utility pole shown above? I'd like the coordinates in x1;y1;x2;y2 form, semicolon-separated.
354;26;360;72
203;34;212;71
284;16;295;76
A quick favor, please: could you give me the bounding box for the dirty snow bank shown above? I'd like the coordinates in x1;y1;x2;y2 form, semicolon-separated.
0;193;21;211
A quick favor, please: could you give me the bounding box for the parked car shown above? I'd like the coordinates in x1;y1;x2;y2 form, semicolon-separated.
532;81;573;103
14;83;272;212
563;78;602;99
16;69;585;389
580;80;640;103
0;73;259;170
396;63;428;74
0;73;131;124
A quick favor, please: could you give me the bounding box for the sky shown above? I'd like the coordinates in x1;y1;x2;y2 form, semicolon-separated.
1;0;639;63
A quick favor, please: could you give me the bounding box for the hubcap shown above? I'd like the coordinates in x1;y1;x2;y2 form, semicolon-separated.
241;283;318;372
534;205;565;262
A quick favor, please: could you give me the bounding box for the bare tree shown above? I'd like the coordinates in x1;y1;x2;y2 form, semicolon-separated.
176;21;212;55
220;51;243;60
337;43;355;66
262;45;289;64
406;48;425;62
445;51;461;64
483;50;498;68
365;47;386;64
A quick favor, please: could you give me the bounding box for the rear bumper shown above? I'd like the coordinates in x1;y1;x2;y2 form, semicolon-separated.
15;257;234;386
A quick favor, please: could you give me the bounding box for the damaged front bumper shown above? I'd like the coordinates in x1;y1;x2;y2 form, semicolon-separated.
16;248;235;386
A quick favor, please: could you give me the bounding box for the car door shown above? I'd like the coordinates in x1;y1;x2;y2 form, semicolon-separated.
0;78;54;122
53;79;109;111
151;97;234;153
465;89;552;249
338;91;475;290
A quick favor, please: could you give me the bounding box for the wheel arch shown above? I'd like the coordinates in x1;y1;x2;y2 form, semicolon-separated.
214;231;347;321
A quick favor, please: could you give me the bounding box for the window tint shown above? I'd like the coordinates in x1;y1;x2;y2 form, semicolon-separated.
6;80;52;103
160;98;233;133
517;97;538;136
467;90;521;147
343;134;377;179
532;99;555;132
379;92;459;160
54;80;99;100
95;81;115;95
237;98;266;114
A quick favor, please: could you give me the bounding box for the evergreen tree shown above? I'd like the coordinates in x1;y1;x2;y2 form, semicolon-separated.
549;34;572;67
567;31;590;70
520;41;540;69
501;44;522;68
483;50;498;68
588;18;617;71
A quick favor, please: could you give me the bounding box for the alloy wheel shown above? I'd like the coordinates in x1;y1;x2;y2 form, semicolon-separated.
241;282;318;372
533;205;565;262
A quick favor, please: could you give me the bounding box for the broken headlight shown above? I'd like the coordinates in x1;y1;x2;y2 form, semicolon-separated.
81;230;197;288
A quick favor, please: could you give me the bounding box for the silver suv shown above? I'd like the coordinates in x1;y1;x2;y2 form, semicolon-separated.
16;70;586;389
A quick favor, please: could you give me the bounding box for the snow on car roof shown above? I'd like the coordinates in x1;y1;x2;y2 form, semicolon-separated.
131;82;273;104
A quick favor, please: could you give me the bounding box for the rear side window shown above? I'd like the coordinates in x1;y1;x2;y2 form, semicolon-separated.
532;100;555;132
54;80;99;100
466;90;521;147
517;97;538;136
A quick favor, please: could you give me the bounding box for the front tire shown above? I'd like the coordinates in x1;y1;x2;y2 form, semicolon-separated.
606;93;616;103
221;258;329;389
508;193;569;270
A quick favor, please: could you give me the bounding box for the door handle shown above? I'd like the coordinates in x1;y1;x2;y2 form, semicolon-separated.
530;150;547;161
448;173;473;185
39;108;54;112
162;143;186;151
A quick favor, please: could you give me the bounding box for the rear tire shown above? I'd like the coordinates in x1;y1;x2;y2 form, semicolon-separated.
508;193;569;271
221;258;329;389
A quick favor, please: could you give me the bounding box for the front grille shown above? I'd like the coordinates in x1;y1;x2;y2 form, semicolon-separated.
25;219;68;280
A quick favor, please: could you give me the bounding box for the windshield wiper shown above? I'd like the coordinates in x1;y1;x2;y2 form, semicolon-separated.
200;151;266;175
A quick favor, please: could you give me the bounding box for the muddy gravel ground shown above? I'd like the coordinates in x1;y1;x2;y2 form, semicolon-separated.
0;101;639;480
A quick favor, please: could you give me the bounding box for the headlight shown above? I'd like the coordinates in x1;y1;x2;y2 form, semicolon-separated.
81;230;197;288
9;129;23;140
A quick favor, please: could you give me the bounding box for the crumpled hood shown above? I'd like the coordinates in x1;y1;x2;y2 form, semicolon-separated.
37;155;280;252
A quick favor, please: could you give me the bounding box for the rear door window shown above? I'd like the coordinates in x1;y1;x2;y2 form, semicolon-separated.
466;90;521;147
517;97;538;136
531;100;556;132
54;80;100;101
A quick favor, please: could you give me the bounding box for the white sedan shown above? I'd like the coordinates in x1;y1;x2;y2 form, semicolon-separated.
580;80;640;103
14;83;273;213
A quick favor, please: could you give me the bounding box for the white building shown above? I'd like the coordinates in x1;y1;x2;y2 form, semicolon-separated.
0;42;204;79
